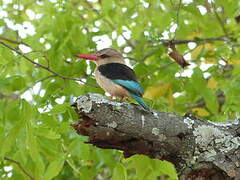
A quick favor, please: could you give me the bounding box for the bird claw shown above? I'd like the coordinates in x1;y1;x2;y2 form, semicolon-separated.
108;96;114;101
120;97;129;102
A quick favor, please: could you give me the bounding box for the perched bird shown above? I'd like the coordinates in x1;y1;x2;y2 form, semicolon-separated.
75;48;149;110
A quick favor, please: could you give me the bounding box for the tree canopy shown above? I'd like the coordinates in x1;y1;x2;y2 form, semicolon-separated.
0;0;239;179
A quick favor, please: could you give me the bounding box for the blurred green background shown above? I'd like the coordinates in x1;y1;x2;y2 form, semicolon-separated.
0;0;240;179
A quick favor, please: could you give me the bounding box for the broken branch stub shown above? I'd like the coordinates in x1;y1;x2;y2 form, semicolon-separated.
72;93;240;179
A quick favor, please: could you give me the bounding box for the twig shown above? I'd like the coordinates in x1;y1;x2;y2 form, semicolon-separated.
140;49;158;61
152;62;175;74
35;74;57;84
0;92;19;100
173;0;182;39
0;41;97;87
4;157;35;180
232;44;240;47
139;62;175;81
211;3;237;53
18;75;58;97
0;35;29;47
183;42;204;56
211;4;228;36
160;36;230;45
137;35;232;63
23;75;57;93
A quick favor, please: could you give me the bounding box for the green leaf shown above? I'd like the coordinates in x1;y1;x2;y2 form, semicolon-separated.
19;99;33;122
0;47;13;65
35;127;61;139
125;155;178;180
26;124;45;178
102;0;113;15
0;122;22;158
0;75;25;90
152;160;178;180
203;89;219;115
68;138;90;160
126;155;152;179
50;103;68;113
191;68;206;92
43;156;66;180
112;163;127;180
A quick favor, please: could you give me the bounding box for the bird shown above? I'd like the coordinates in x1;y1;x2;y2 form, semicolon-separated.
75;48;149;111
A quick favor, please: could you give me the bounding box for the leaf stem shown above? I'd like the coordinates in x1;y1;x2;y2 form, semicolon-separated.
4;157;35;180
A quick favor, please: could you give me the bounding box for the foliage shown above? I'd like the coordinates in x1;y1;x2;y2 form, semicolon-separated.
0;0;239;179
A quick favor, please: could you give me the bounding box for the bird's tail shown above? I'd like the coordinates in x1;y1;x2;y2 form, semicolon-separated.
129;93;150;111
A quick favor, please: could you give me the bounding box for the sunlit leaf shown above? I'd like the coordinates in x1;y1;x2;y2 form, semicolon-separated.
203;89;219;115
43;155;66;180
207;77;217;89
144;83;170;99
112;163;127;180
192;107;210;117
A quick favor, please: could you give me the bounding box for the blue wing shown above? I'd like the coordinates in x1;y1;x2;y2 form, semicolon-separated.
112;79;144;96
112;79;149;110
129;92;150;111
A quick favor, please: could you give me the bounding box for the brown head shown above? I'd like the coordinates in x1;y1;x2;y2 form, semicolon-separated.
75;48;125;66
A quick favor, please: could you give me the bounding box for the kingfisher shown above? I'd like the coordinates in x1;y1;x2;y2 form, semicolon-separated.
75;48;149;111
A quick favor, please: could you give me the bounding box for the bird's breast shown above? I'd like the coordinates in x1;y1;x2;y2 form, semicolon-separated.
95;69;130;98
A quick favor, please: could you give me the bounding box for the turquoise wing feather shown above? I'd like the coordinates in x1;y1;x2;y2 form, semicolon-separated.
112;79;149;110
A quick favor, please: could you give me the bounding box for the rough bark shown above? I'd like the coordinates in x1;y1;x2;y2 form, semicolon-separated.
71;93;240;179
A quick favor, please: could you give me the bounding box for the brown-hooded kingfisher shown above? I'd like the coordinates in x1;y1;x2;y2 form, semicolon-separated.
75;48;149;111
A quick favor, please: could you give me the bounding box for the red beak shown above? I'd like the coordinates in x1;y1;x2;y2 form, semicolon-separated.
74;54;100;61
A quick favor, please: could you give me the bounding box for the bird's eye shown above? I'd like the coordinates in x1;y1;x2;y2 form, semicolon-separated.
100;54;110;59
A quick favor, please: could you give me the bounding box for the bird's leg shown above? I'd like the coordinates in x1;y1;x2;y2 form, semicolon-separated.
120;97;126;102
108;96;114;101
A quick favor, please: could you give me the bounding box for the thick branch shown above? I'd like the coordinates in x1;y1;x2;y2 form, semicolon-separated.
72;93;240;179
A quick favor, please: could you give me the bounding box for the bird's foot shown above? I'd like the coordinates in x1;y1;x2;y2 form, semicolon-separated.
120;97;129;102
108;96;114;101
120;97;125;102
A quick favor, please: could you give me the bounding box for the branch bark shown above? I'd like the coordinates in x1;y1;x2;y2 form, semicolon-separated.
72;93;240;179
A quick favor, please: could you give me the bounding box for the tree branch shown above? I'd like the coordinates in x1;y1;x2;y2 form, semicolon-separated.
0;35;29;46
0;92;19;100
0;41;97;87
139;35;232;62
4;157;35;180
160;36;230;45
72;93;240;179
211;3;228;37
